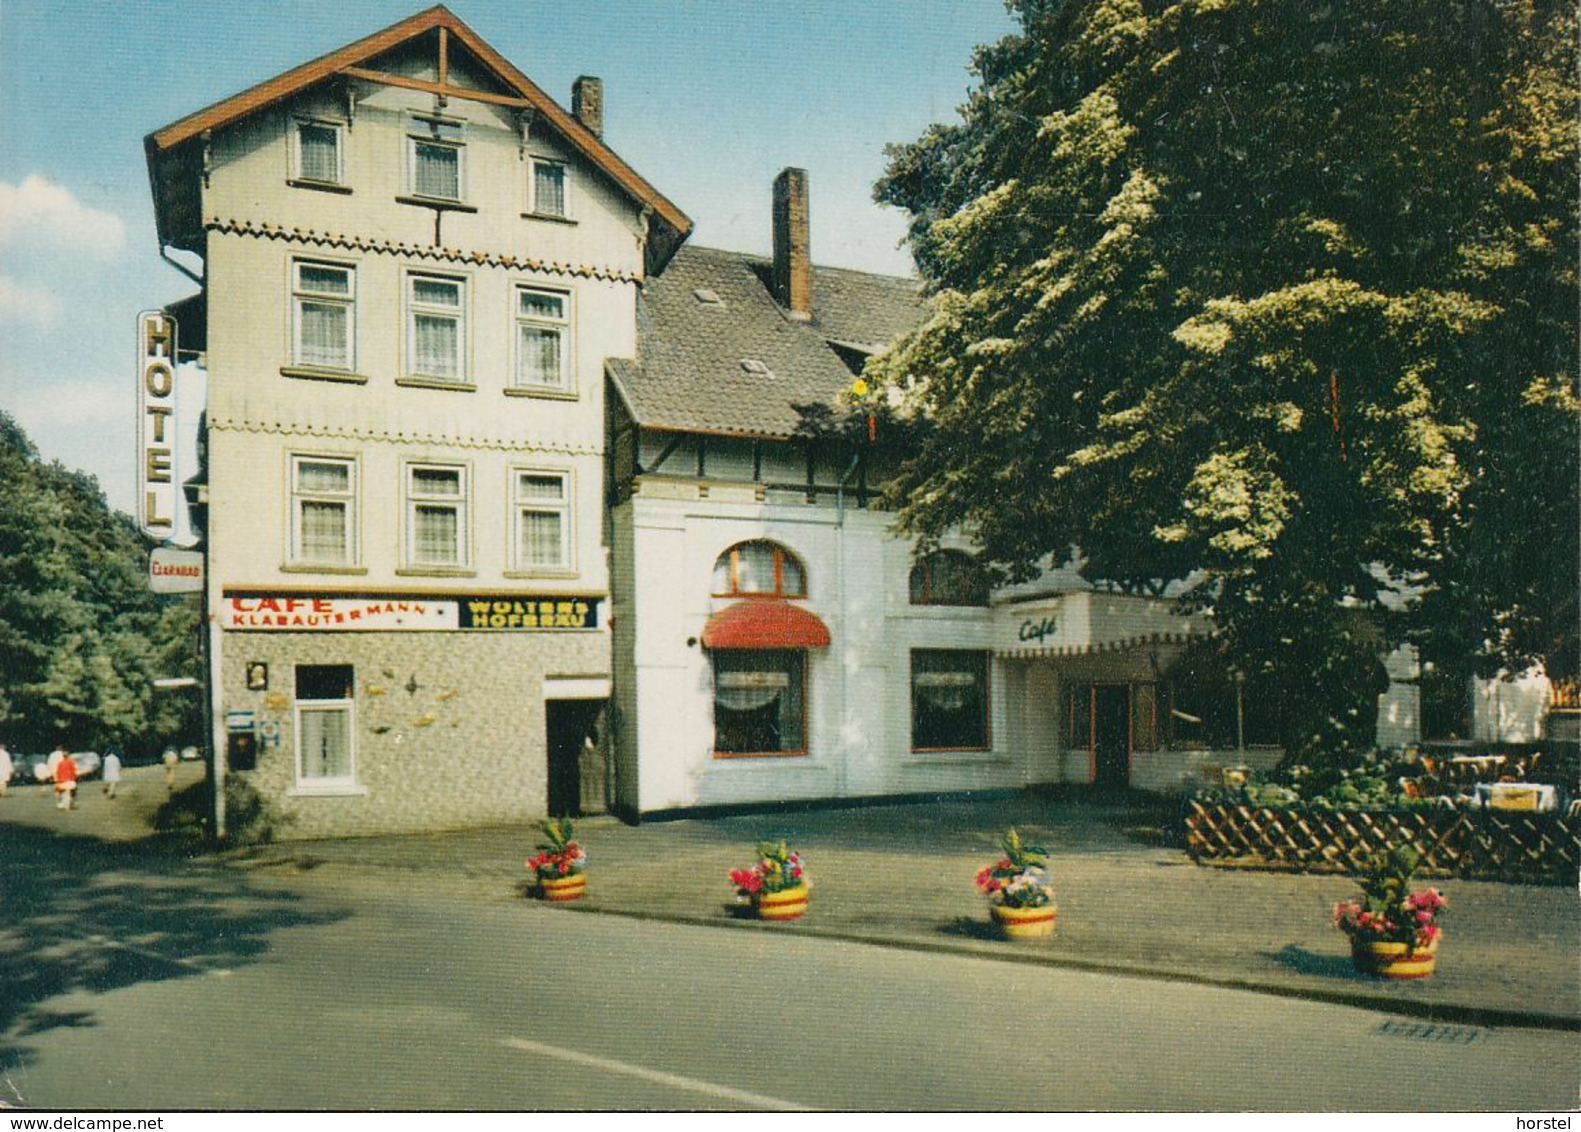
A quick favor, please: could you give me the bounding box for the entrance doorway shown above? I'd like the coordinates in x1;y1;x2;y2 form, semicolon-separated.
1092;684;1131;789
545;699;605;817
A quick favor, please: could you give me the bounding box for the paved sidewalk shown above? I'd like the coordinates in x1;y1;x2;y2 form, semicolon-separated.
222;790;1580;1031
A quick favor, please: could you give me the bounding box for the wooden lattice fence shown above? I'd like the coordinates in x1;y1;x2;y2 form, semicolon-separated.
1184;802;1579;885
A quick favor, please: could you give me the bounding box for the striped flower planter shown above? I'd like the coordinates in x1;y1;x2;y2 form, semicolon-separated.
753;885;809;921
1352;935;1439;979
539;873;586;902
992;903;1057;940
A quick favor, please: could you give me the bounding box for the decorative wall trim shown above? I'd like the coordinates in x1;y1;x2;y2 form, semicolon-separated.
208;415;600;455
205;217;643;283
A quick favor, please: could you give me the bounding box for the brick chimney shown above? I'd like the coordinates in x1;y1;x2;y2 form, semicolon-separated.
772;167;812;321
572;76;603;138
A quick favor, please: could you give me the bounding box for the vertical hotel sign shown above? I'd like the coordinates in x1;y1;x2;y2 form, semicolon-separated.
137;311;177;538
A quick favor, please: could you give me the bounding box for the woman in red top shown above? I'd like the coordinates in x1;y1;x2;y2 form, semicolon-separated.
54;754;77;810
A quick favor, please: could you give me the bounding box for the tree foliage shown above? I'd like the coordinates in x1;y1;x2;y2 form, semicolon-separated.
0;411;201;753
872;0;1578;758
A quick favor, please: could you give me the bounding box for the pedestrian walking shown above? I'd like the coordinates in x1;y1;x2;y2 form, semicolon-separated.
54;751;77;810
102;747;122;799
0;742;11;799
163;746;179;791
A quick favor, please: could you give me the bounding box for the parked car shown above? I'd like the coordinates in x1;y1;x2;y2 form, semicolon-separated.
25;754;51;783
70;751;102;780
180;745;201;761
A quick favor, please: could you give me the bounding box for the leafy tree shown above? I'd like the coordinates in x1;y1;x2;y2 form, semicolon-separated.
0;411;201;753
872;0;1578;760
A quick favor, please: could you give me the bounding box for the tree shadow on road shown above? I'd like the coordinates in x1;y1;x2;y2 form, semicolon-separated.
0;817;344;1084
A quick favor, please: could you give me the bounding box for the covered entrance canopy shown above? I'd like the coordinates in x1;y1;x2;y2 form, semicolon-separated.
996;591;1209;660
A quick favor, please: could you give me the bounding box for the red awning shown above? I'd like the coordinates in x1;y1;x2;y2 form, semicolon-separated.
701;601;831;650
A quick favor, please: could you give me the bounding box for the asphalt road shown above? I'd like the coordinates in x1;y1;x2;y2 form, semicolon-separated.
3;856;1575;1112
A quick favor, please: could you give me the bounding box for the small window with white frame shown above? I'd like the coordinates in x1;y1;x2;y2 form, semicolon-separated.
407;115;465;201
511;469;571;571
291;259;355;371
404;463;469;568
529;158;569;218
405;273;467;381
295;664;356;788
514;286;572;392
289;455;357;565
293;119;344;185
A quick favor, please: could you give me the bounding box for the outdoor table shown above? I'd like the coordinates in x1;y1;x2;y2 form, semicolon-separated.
1448;755;1506;785
1474;782;1558;812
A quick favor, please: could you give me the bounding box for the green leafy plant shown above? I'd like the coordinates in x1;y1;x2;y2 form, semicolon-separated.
527;818;586;879
730;840;806;897
975;829;1055;909
1333;845;1447;947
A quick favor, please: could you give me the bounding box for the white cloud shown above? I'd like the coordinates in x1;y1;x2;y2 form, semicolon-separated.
0;275;62;326
0;174;125;259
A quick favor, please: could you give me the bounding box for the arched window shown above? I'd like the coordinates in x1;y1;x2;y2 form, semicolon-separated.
909;551;989;606
712;540;807;598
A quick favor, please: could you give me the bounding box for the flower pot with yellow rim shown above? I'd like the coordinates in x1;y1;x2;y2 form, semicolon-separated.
539;873;586;902
753;885;809;921
992;903;1057;940
1352;935;1439;979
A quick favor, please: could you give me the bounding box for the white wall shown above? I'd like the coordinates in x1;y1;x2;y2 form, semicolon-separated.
1472;670;1553;743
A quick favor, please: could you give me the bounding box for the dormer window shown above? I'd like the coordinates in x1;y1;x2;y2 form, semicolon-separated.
693;288;724;307
740;358;773;378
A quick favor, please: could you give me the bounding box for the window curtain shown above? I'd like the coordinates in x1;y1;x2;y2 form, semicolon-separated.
414;142;459;199
298;124;338;181
413;313;458;377
299;500;347;560
298;707;351;780
715;671;789;712
518;325;562;384
914;671;977;712
413;505;458;564
298;302;348;368
518;510;563;567
535;163;566;215
297;461;348;493
714;652;804;753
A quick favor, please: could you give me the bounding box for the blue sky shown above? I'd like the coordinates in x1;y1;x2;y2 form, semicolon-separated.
0;0;1015;517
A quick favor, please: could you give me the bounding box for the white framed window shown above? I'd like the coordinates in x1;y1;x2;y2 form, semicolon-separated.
291;260;355;371
407;115;464;201
289;455;356;565
293;119;344;185
295;665;356;787
405;273;467;381
404;463;469;568
529;158;569;218
511;469;571;571
514;286;571;391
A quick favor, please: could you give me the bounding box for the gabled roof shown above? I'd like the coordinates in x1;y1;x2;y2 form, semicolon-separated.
607;244;924;438
144;5;690;269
